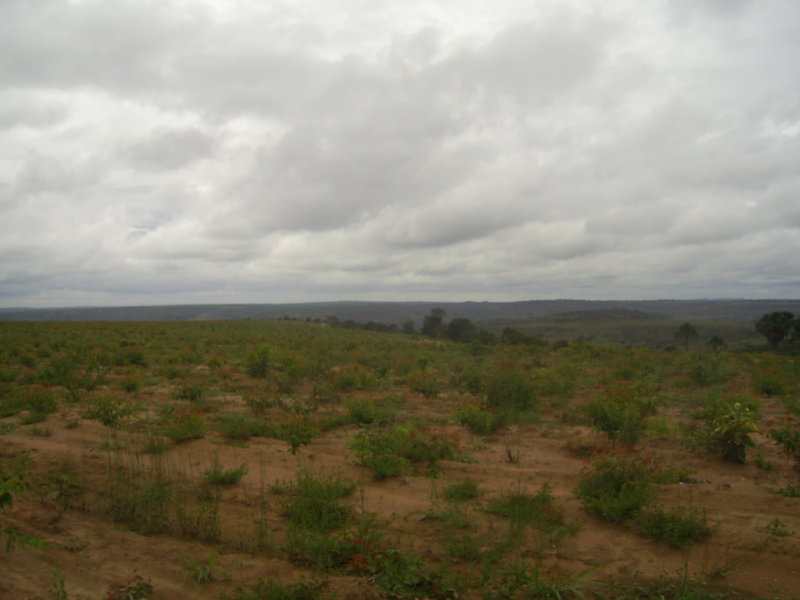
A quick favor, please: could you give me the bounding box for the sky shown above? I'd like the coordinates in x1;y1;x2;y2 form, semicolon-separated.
1;0;799;308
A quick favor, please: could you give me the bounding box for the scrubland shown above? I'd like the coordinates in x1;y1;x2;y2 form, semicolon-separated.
1;320;799;599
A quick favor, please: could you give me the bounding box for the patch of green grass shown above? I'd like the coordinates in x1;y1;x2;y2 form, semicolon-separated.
454;404;506;435
575;455;657;523
275;470;356;532
486;483;567;533
443;479;481;502
162;413;206;444
202;460;247;486
218;414;264;440
637;506;712;549
224;576;324;600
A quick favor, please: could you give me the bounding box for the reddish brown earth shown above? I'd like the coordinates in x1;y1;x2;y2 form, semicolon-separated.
2;393;799;599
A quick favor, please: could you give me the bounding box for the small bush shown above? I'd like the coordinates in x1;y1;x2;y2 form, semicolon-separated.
162;413;206;444
219;415;263;440
575;455;657;523
769;427;800;471
443;479;481;502
704;401;759;463
225;576;323;600
344;397;395;426
203;462;247;486
637;506;712;549
455;405;506;435
245;345;271;379
584;386;655;446
173;383;204;402
276;470;356;532
485;369;537;413
486;484;566;532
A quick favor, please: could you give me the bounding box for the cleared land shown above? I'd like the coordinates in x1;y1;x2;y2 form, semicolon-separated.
1;320;799;599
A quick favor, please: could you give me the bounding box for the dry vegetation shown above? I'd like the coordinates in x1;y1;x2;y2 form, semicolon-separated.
1;320;799;599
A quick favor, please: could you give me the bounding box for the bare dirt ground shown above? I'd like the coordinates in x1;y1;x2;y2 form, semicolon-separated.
2;392;800;600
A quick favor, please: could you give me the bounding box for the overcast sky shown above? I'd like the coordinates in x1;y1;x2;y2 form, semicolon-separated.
1;0;799;308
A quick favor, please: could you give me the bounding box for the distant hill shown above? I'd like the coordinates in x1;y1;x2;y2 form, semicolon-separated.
2;299;799;324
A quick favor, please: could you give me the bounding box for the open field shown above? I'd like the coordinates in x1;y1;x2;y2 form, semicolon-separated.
1;320;800;599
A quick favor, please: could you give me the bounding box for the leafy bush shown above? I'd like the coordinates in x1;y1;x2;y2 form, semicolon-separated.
219;414;264;440
275;470;356;532
350;424;460;478
486;483;566;533
637;506;712;548
455;404;506;435
703;400;759;463
443;479;482;502
584;386;655;446
485;369;537;413
83;396;132;429
344;397;395;426
202;462;247;486
162;412;206;444
769;426;800;471
575;455;657;523
224;576;323;600
245;345;271;379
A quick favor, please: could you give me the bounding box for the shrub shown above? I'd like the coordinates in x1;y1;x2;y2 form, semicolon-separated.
584;386;655;446
245;345;271;379
575;455;657;523
173;383;204;402
704;401;759;464
225;576;323;600
202;461;247;486
443;479;481;502
162;413;206;444
769;426;800;471
485;369;537;413
219;415;264;440
455;404;506;435
82;396;132;429
350;424;460;478
344;397;395;426
637;506;712;549
486;484;566;533
275;470;356;532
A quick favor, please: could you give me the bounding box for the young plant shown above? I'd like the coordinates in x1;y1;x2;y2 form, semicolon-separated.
636;506;712;549
704;401;759;463
575;455;657;523
202;461;247;486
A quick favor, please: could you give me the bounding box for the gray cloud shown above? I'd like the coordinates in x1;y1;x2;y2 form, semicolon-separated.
1;0;798;307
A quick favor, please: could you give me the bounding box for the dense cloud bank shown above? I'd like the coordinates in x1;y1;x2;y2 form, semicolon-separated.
1;0;798;307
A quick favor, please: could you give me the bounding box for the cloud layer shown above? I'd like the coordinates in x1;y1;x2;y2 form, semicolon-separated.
1;0;799;307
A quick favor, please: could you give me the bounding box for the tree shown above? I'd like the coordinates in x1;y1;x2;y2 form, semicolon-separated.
674;322;699;350
755;311;795;348
421;308;446;338
446;317;478;343
708;335;727;352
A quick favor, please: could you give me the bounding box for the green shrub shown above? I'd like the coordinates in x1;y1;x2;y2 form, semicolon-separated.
455;404;506;435
268;417;318;455
162;413;206;444
350;424;460;478
575;455;657;523
370;549;432;598
443;479;481;502
219;414;264;440
584;386;655;446
202;461;247;486
225;576;323;600
245;345;271;379
486;484;566;533
637;506;712;549
275;470;356;532
82;396;132;429
344;397;395;426
704;401;759;463
770;427;800;470
486;369;537;412
173;383;204;402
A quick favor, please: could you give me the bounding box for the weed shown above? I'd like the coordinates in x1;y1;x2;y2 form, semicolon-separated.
575;455;657;523
278;470;355;532
486;368;537;413
180;551;222;586
584;385;655;446
50;568;67;600
82;396;132;429
162;412;206;444
444;479;482;502
173;383;205;402
370;549;433;598
636;506;712;549
104;576;154;600
219;414;263;440
455;404;506;435
0;423;16;435
486;483;568;534
28;425;52;437
344;397;395;426
757;517;795;538
769;426;800;470
140;434;169;455
245;345;271;378
704;401;759;463
774;484;800;497
202;460;247;486
224;576;324;600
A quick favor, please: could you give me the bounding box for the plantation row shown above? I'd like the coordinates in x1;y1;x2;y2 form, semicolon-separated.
1;320;799;599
